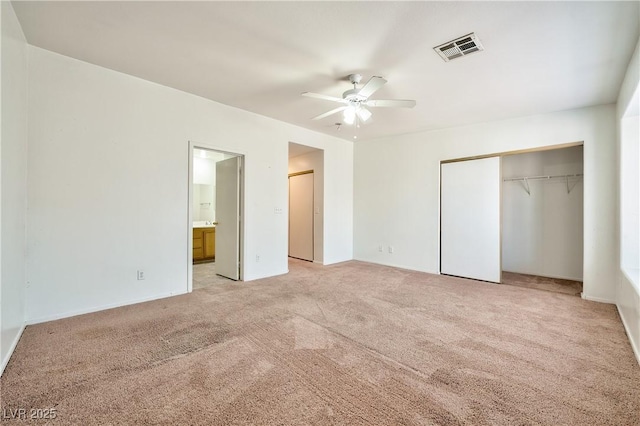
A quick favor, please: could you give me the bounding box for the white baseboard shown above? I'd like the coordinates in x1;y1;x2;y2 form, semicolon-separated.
242;268;289;282
26;291;185;325
581;294;616;304
319;257;355;266
617;304;640;366
1;322;26;377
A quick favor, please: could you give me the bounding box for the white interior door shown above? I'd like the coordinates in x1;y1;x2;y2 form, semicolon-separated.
289;172;314;261
441;156;501;283
215;156;240;280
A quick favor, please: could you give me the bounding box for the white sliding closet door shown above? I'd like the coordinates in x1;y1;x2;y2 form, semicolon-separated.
441;156;501;283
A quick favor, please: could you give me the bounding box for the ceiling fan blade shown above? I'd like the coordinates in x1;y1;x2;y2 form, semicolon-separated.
358;76;387;98
366;99;416;108
312;106;347;120
302;92;345;103
356;107;372;122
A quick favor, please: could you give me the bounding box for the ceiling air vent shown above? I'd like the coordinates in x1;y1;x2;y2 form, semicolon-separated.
434;33;484;62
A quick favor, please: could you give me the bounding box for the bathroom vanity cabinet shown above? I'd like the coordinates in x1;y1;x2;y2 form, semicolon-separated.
193;227;215;261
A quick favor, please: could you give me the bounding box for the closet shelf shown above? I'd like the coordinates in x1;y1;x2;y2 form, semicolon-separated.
503;173;583;195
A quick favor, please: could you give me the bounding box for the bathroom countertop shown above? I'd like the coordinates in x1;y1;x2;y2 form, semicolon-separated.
193;221;216;228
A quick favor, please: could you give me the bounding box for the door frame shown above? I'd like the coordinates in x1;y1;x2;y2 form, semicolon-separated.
187;140;246;292
287;142;325;264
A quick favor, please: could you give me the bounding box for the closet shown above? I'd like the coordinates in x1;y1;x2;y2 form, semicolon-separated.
440;145;584;291
502;146;583;290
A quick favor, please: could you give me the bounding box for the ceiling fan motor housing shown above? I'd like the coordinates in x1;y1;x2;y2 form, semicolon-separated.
343;88;368;103
348;73;363;85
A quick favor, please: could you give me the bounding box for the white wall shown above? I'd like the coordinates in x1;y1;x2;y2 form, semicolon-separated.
193;155;216;222
315;143;352;265
354;104;617;302
26;47;353;324
289;149;324;264
193;156;216;185
1;1;28;374
616;35;640;365
619;115;639;277
502;147;584;281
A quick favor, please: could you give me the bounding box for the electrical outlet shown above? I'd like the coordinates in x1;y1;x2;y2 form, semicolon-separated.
274;207;283;214
137;270;145;280
388;246;394;254
378;244;383;252
256;254;260;262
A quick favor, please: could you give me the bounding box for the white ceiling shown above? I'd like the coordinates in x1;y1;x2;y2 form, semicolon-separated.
12;1;640;142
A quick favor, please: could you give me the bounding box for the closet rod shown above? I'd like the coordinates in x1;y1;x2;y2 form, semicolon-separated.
503;173;583;195
502;173;583;182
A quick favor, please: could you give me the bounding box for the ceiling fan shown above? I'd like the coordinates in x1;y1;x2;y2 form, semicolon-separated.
302;74;416;125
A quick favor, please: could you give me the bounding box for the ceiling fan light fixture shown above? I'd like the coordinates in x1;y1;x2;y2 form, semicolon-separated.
357;107;372;122
343;106;356;125
302;75;415;129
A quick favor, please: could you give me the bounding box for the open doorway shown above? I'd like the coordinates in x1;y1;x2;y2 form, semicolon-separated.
288;142;324;263
188;143;244;291
501;145;584;295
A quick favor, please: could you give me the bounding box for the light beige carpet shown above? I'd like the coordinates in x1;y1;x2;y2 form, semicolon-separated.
501;271;583;296
1;259;638;425
193;261;235;290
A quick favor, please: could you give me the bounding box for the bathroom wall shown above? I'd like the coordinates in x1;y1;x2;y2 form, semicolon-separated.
192;151;236;222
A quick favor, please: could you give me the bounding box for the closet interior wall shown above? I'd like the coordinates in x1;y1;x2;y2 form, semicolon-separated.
502;146;584;281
